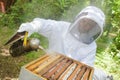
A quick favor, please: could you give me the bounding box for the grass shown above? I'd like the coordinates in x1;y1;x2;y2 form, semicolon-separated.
0;50;45;79
0;27;16;48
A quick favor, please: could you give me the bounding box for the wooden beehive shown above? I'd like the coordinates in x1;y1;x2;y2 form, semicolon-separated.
19;53;94;80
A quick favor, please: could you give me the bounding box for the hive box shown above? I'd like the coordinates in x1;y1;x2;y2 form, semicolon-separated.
19;53;94;80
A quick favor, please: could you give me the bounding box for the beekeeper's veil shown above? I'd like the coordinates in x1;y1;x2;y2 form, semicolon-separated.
69;6;105;44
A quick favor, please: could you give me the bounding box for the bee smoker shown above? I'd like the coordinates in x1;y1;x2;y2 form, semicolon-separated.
5;31;41;57
10;38;41;57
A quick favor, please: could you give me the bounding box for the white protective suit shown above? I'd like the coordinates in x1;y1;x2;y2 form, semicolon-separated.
18;6;111;80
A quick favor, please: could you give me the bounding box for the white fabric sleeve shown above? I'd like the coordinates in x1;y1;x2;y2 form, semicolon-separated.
29;18;69;38
31;18;55;38
18;17;70;38
18;18;65;37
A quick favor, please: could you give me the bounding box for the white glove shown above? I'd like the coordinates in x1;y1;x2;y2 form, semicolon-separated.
18;19;42;37
17;23;35;37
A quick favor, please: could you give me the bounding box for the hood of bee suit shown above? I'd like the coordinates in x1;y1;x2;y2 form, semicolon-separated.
69;6;105;44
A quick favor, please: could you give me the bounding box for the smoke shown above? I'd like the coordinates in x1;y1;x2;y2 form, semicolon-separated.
60;2;89;22
38;45;59;56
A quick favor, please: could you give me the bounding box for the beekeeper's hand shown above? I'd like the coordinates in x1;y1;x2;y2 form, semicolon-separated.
17;23;35;37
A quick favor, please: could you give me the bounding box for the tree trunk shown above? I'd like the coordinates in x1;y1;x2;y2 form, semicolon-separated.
0;0;16;13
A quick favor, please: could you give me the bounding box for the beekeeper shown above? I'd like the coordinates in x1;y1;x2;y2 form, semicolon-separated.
18;6;111;80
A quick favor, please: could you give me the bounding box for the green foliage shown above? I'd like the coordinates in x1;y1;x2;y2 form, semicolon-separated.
111;0;120;28
96;0;120;53
60;0;89;21
114;32;120;50
0;0;25;28
54;0;78;13
0;6;19;28
104;0;120;60
89;1;120;79
25;50;45;61
0;0;71;29
22;0;60;20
